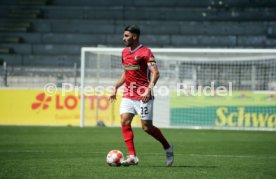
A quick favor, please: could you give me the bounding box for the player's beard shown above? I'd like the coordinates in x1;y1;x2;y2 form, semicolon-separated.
124;39;134;47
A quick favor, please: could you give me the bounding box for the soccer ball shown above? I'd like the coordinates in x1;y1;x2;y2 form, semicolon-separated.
106;150;124;166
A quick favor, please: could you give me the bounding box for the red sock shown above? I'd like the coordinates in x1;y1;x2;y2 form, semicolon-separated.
121;124;136;155
146;126;170;150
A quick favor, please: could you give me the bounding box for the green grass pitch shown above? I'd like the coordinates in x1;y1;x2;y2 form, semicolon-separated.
0;126;276;178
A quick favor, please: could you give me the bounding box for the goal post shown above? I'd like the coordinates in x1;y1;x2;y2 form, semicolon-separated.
80;47;276;130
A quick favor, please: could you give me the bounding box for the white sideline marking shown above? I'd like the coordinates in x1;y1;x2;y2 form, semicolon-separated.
1;151;276;159
187;154;276;159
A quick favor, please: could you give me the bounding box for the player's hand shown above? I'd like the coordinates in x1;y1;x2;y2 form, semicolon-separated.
141;88;151;102
109;89;117;102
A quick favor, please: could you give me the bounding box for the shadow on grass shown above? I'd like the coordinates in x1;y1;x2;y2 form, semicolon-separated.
149;165;218;168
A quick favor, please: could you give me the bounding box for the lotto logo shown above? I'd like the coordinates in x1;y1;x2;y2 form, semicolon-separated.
31;92;110;111
32;93;51;110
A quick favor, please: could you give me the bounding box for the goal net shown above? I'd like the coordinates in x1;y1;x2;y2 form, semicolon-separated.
80;48;276;130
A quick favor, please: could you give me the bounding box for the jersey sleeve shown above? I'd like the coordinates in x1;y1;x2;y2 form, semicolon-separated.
144;49;157;68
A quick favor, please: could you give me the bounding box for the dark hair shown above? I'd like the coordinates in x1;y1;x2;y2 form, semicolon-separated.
124;25;140;36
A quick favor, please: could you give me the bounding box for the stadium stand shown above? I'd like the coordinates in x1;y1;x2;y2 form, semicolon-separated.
0;0;276;86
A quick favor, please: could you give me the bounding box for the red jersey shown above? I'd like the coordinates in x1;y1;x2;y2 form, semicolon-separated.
122;45;156;100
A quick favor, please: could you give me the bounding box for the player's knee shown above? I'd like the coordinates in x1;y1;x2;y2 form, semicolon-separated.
120;114;133;126
121;118;131;126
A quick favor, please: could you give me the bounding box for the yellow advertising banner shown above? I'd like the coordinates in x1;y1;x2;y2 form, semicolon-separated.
0;89;141;127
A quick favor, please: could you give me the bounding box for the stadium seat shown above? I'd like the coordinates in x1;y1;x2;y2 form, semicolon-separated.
0;47;12;54
0;0;275;70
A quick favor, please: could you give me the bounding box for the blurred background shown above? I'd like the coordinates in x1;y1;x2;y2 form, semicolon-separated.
0;0;276;87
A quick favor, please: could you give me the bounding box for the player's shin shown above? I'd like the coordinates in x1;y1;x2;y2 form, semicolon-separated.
121;124;136;155
145;126;170;150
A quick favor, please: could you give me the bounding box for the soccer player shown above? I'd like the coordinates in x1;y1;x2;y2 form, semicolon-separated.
109;25;174;167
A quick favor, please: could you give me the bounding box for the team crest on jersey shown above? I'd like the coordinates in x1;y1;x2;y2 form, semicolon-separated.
134;56;140;60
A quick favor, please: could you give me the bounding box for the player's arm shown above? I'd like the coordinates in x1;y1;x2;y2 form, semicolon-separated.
109;70;125;102
141;65;159;102
148;65;159;90
115;70;126;91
